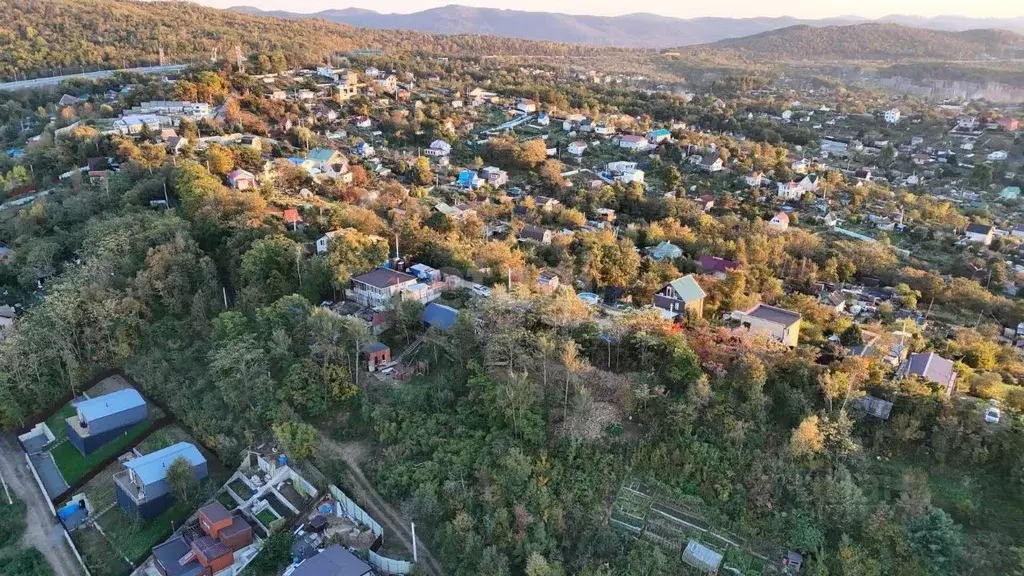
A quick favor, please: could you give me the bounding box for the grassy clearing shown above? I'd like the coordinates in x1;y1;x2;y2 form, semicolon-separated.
134;425;191;454
216;491;238;510
49;419;154;485
44;405;76;443
73;525;129;576
97;502;192;562
256;508;277;527
229;478;254;500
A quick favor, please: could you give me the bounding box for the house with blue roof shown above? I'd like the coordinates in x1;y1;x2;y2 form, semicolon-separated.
66;389;148;456
422;302;458;330
354;142;375;158
457;169;483;189
648;128;671;144
647;241;683;261
1001;186;1021;200
114;442;207;519
537;112;550;126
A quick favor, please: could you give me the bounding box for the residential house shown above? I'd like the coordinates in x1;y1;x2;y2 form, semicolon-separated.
537;112;550;126
699;256;738;279
425;139;452;157
516;98;537;113
606;161;644;184
316;228;359;254
567;141;588;156
307;148;350;180
618;135;647;151
654;275;706;320
854;168;873;183
354;142;375;158
520;225;552;245
697;194;715;212
737;304;802;347
594;123;616;136
435;202;476;222
647;128;671;144
350;116;372;129
457;169;483;189
166;136;188;155
647;241;683;261
699;155;723;172
375;75;398;94
408;263;442;282
535;196;560;211
768;211;790;231
115;442;208;519
745;171;765;187
350;268;418;308
536;270;560;293
884;108;901;124
798;174;819;192
777;181;803;201
66;389;148;456
482;166;509;187
964;223;994;246
422;302;459;330
284;544;372;576
150;502;254;576
898;352;958;396
562;113;586;131
988;150;1009;162
227;169;256;190
1000;186;1021;200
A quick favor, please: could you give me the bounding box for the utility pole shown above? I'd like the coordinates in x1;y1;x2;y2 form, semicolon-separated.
411;522;418;562
222;287;229;309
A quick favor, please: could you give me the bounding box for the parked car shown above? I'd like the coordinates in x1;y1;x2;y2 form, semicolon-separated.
471;284;492;297
985;406;1001;424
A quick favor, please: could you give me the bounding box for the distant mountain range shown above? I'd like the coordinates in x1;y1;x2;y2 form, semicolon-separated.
690;23;1024;62
228;5;1024;49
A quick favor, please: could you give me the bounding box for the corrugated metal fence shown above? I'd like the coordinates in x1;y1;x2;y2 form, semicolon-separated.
328;485;415;574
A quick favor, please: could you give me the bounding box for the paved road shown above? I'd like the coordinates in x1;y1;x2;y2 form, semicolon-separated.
0;435;82;576
0;64;189;91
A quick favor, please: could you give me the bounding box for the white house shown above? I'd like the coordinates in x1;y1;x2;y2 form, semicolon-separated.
567;141;588;156
516;98;537;113
964;223;994;246
798;174;819;192
699;155;724;172
777;181;803;201
988;151;1009;161
884;108;901;124
425;140;452;157
737;304;802;347
745;172;765;187
537;112;550;126
562;113;586;131
618;135;648;151
594;123;616;136
316;228;355;254
606;161;644;184
769;211;790;231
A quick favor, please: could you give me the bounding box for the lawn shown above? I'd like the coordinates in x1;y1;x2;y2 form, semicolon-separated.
97;502;195;563
216;491;239;511
73;525;129;576
229;478;255;500
134;425;191;454
256;508;278;527
49;419;155;486
43;405;76;443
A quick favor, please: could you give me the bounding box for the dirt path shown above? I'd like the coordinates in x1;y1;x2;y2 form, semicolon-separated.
319;436;446;576
0;435;83;576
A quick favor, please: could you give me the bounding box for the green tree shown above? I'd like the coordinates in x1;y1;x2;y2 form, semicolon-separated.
906;507;965;576
273;420;319;460
166;455;200;505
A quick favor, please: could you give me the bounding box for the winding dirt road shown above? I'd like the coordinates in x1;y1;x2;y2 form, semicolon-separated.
0;435;82;576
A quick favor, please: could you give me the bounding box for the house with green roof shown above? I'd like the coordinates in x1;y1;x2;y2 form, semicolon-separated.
1001;186;1021;200
653;274;706;320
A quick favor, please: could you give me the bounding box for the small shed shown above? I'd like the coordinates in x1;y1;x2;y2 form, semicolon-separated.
365;342;391;371
683;540;723;574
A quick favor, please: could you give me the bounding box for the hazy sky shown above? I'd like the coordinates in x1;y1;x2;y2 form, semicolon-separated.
197;0;1024;19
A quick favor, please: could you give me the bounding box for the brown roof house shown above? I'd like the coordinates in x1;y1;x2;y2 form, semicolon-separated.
349;268;418;309
519;225;553;245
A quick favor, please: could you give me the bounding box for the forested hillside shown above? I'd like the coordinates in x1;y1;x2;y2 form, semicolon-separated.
681;23;1024;63
0;0;627;79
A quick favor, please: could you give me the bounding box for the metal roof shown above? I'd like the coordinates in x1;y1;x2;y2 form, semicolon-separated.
352;268;416;289
75;389;145;423
745;303;801;327
292;545;372;576
125;442;205;486
668;275;706;303
903;352;956;386
423;303;458;330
